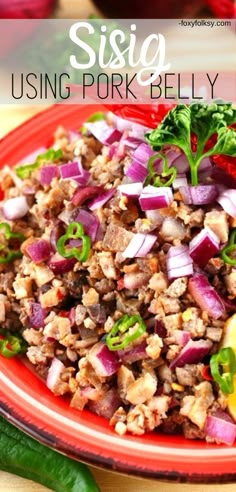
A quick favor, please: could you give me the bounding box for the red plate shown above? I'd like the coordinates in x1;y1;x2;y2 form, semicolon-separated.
0;103;236;484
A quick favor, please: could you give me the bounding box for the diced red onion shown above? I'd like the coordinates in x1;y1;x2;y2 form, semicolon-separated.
29;302;47;329
170;338;213;369
48;252;76;274
133;142;156;164
88;388;121;420
172;153;190;173
188;273;225;319
72;209;99;242
199;156;212;173
122;233;157;258
118;341;148;364
72;186;102;207
46;357;65;392
87;188;115;211
166;245;193;280
126;161;149;183
26;239;52;264
174;330;191;346
179;185;219;205
40;165;59;186
59;160;89;186
189;227;220;268
139;186;173;211
68;130;80;143
172;173;188;190
121;135;143;150
118;182;143;198
85;120;122;145
88;342;120;378
217;189;236;218
50;222;65;252
205;413;236;446
3;196;29;220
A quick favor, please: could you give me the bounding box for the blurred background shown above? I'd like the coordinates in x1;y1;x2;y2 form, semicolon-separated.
0;0;235;19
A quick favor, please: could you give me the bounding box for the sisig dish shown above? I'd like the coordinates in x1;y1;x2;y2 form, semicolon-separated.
0;103;236;450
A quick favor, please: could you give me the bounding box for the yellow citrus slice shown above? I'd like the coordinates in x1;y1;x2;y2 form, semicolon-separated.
221;314;236;420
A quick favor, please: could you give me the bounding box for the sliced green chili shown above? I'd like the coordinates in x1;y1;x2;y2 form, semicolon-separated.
146;152;177;187
16;148;63;179
0;329;27;359
221;228;236;266
0;222;25;263
56;221;91;262
106;314;146;351
210;347;236;394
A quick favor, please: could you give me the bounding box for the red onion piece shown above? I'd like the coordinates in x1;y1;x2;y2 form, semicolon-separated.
122;233;157;258
121;135;143;150
217;189;236;218
71;209;99;242
166;245;193;280
145;209;163;226
72;186;102;207
172;154;190;173
139;185;173;211
87;188;115;211
172;173;188;190
59;160;89;186
85;120;122;145
29;302;47;329
88;342;120;378
170;338;213;369
133;142;156;163
40;165;59;186
48;252;76;274
118;341;148;364
46;357;65;392
26;239;52;264
188;273;225;319
50;222;65;252
180;185;219;205
3;196;29;220
126;161;149;183
189;227;220;268
205;413;236;446
118;182;143;198
88;388;121;420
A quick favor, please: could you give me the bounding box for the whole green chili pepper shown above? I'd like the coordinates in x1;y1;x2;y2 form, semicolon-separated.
210;347;236;394
56;222;91;263
106;314;146;351
0;222;25;263
221;228;236;266
0;415;100;492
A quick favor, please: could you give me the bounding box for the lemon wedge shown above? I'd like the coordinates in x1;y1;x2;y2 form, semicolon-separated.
221;314;236;420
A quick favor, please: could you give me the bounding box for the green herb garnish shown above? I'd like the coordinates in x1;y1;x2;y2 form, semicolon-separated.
146;103;236;185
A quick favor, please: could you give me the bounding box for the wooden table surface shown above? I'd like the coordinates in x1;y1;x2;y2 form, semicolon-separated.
0;1;235;491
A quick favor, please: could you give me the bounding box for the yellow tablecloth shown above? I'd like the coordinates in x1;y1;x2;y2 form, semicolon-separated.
0;1;235;491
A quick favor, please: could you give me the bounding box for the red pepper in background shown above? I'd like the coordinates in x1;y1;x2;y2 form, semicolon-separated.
206;0;236;18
